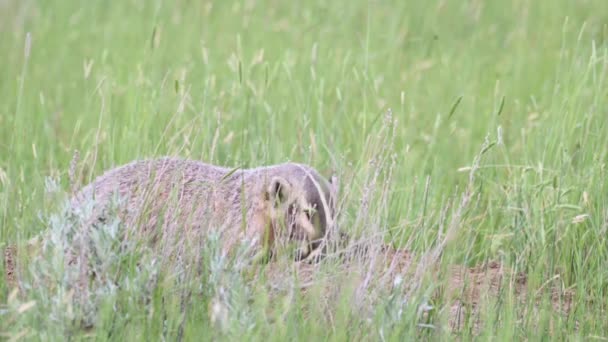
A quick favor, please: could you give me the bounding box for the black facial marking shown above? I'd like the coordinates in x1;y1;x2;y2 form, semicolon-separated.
272;179;286;203
304;209;313;220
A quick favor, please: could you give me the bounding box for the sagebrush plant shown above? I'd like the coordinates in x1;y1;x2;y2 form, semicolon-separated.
1;175;265;339
1;177;157;332
2;0;608;340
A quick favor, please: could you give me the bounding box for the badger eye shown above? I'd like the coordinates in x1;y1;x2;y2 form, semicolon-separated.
304;209;314;220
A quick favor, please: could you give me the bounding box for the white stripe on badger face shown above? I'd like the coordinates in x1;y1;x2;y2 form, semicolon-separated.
296;211;317;238
293;164;336;230
294;195;320;240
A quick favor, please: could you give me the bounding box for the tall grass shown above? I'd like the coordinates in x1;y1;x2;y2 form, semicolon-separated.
1;0;608;340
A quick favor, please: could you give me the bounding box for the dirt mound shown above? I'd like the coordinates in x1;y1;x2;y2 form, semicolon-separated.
3;245;17;292
261;242;577;334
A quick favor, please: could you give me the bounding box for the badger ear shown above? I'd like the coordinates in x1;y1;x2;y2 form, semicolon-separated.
266;176;291;207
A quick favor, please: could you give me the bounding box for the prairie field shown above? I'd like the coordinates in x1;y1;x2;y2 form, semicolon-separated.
1;0;608;340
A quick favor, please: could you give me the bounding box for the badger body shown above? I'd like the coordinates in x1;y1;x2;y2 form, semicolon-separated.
71;157;338;260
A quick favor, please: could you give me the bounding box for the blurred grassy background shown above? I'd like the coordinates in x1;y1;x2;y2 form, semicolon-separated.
1;0;608;339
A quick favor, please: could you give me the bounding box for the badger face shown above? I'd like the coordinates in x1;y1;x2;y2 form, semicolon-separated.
264;170;338;261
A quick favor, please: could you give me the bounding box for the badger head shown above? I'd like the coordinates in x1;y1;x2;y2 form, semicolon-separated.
263;165;339;261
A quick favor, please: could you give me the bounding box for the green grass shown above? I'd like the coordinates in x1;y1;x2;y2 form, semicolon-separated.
1;0;608;340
